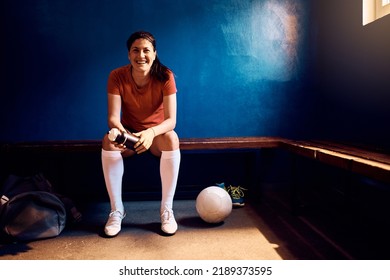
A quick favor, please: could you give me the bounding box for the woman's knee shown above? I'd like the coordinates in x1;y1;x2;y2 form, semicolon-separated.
102;134;112;150
152;130;179;153
163;130;180;150
102;133;120;151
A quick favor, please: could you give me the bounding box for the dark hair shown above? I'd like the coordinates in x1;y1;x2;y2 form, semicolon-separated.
126;31;172;83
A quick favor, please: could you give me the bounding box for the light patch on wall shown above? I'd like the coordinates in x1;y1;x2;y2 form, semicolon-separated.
251;0;300;81
219;0;301;82
363;0;390;25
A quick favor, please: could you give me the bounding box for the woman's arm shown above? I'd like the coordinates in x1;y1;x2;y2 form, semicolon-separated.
107;93;126;132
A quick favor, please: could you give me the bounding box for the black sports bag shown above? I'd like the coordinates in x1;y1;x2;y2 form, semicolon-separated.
0;173;80;242
0;190;66;241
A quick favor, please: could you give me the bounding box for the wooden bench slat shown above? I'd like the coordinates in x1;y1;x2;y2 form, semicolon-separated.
1;140;103;153
292;140;390;165
1;137;285;153
179;137;285;150
283;140;390;183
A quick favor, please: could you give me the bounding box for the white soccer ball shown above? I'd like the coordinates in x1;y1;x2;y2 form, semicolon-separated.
196;186;232;223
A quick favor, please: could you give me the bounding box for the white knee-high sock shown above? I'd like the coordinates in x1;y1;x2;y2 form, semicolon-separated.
160;149;181;211
101;149;124;213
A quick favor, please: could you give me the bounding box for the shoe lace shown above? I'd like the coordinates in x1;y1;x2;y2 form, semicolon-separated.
227;185;247;199
109;210;125;218
161;208;174;222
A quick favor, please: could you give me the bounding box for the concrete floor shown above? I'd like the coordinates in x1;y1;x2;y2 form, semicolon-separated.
0;197;346;260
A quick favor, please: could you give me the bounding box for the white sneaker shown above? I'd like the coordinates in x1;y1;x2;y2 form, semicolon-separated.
160;206;178;235
104;210;126;237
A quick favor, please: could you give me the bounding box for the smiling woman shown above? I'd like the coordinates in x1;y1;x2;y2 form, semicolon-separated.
101;31;181;237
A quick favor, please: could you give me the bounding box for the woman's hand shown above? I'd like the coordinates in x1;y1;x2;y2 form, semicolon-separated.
133;128;156;154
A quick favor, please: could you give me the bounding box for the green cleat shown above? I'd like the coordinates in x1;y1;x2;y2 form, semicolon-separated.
216;182;247;207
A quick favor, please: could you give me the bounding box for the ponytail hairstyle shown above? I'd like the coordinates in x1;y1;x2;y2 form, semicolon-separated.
126;31;172;83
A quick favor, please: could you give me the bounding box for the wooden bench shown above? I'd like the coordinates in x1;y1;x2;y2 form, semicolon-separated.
0;136;284;152
1;137;389;183
282;139;390;184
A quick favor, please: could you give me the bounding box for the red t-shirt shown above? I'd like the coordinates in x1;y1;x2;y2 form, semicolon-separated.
107;64;177;132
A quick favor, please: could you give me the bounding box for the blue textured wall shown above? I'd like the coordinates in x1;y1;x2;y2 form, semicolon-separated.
1;0;313;142
3;0;389;149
